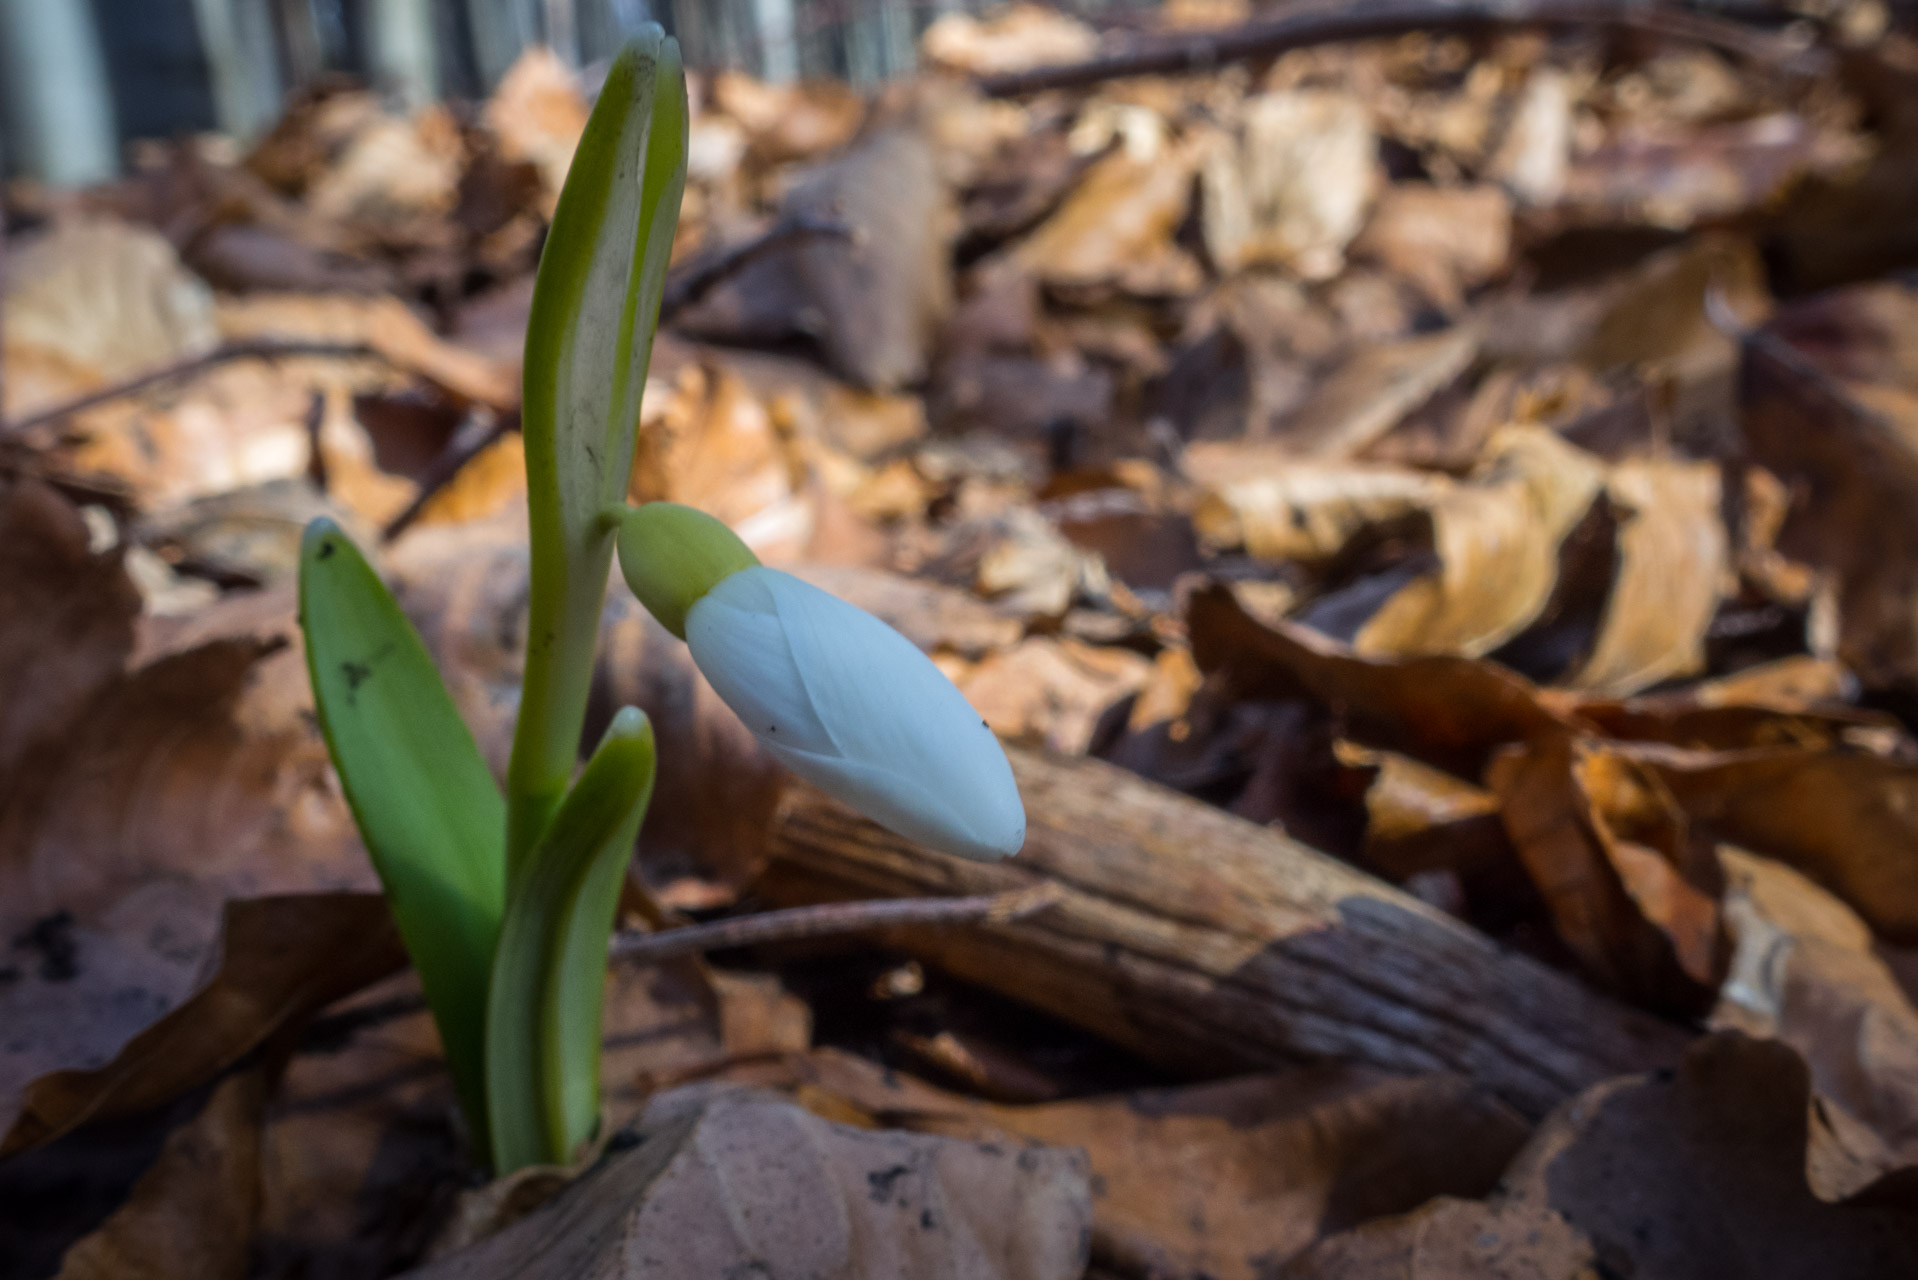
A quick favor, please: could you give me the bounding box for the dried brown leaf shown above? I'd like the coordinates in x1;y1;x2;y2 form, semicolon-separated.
1277;325;1479;460
1743;282;1918;687
401;1093;1091;1280
0;475;141;787
1016;136;1200;294
1;219;219;418
1563;458;1727;696
1185;453;1445;563
1493;1034;1918;1279
483;48;588;210
3;895;400;1156
1283;1197;1599;1280
1714;848;1918;1196
1636;744;1918;943
1201;92;1378;280
1188;581;1577;775
1352;183;1513;311
791;1049;1530;1280
1357;426;1604;659
1488;737;1726;1012
957;638;1152;755
1301;1034;1918;1279
53;1068;265;1280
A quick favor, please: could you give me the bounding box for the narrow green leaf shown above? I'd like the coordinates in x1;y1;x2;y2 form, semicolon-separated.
487;707;657;1173
508;30;688;874
298;519;505;1145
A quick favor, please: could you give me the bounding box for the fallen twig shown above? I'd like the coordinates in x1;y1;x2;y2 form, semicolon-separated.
657;211;855;320
976;0;1827;97
381;408;521;541
611;884;1065;964
0;339;379;437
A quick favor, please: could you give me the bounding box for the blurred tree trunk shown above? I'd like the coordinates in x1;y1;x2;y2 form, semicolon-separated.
190;0;284;141
0;0;119;185
467;0;539;83
367;0;440;106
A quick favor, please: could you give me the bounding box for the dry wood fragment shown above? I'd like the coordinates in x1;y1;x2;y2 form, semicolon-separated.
975;0;1827;98
760;747;1691;1120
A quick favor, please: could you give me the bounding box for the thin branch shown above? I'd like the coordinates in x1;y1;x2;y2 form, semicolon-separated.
611;884;1066;964
381;407;521;541
0;339;378;437
975;0;1827;97
658;212;856;322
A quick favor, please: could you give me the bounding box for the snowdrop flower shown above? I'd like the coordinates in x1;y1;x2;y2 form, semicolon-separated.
615;503;1025;861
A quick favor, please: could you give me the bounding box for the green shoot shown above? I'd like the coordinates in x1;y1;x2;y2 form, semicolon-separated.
485;708;657;1172
298;520;506;1145
508;31;687;876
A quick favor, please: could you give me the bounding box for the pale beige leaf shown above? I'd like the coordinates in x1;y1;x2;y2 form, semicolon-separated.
1567;459;1727;696
1185;451;1446;563
1358;426;1605;658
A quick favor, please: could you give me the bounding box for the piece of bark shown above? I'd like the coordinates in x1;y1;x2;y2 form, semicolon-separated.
759;747;1689;1121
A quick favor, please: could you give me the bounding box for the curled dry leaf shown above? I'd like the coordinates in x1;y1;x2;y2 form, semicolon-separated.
1635;743;1918;944
706;73;865;167
4;895;400;1156
0;475;141;787
788;1048;1530;1280
53;1068;265;1280
399;1093;1091;1280
1014;135;1201;295
1742;283;1918;687
1558;112;1868;232
1188;581;1577;775
1488;737;1726;1013
1283;1196;1599;1280
629;362;813;558
1714;847;1918;1195
1;218;219;418
1200;91;1378;280
1297;1034;1918;1279
216;293;518;412
1185;452;1444;563
1357;426;1604;660
1341;744;1515;888
956;637;1153;755
1564;458;1727;696
0;479;379;1154
1499;1034;1918;1278
1275;324;1479;460
1561;656;1886;754
1350;182;1513;311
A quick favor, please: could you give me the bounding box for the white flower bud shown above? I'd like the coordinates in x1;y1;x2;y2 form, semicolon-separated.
684;566;1025;861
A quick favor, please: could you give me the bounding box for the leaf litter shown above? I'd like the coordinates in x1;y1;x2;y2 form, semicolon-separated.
5;2;1918;1276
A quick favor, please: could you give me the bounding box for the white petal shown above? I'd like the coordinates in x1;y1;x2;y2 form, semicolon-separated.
760;740;1018;863
685;566;1024;861
684;569;836;757
758;568;1024;860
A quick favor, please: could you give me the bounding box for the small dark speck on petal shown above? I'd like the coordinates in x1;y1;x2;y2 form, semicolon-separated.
318;540;336;560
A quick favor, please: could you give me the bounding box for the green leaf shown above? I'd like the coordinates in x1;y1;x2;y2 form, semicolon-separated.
487;707;657;1173
298;519;506;1145
508;29;688;875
